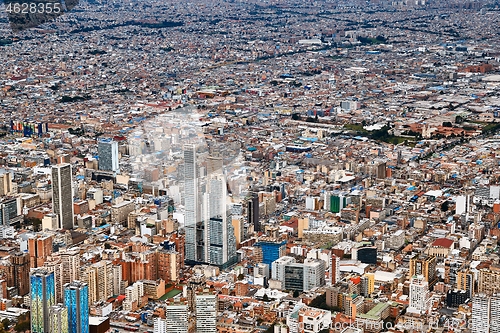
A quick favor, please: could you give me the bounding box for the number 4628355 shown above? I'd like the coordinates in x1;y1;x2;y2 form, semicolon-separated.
5;2;62;14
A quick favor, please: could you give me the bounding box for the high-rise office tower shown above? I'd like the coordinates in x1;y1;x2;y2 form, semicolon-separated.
31;268;56;333
408;275;429;314
0;197;19;226
247;192;260;232
52;164;74;230
195;294;217;333
48;304;68;333
98;139;119;172
272;256;296;286
183;144;198;262
64;281;89;333
207;174;237;268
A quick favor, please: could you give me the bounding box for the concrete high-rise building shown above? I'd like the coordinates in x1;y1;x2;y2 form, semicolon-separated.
409;255;437;285
284;259;325;292
457;269;475;298
361;273;375;296
184;145;237;268
112;265;123;296
30;268;56;333
0;171;12;196
165;301;189;333
61;249;80;286
207;174;237;268
272;256;296;285
153;317;167;333
52;164;74;230
303;259;326;291
28;234;54;269
81;261;113;304
64;281;89;333
98;139;119;172
195;294;217;333
331;254;340;284
48;304;68;333
478;265;500;295
184;144;199;262
10;251;30;296
231;216;244;248
408;275;429;314
247;192;260;232
326;286;339;308
43;258;64;303
490;294;500;333
472;294;490;333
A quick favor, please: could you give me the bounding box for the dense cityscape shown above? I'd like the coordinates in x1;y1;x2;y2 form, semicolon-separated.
1;0;500;333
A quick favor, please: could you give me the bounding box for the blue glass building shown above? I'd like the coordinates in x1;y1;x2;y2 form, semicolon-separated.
254;240;287;266
30;269;56;333
64;281;89;333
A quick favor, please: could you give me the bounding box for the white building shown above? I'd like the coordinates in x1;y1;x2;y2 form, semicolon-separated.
407;275;429;314
287;304;331;333
472;294;490;333
254;263;270;279
195;294;216;333
153;317;167;333
303;259;326;291
165;302;189;333
272;256;296;284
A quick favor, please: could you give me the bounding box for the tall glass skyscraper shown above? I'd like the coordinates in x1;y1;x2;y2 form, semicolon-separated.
31;268;56;333
207;174;237;268
184;144;198;262
64;281;89;333
183;145;237;268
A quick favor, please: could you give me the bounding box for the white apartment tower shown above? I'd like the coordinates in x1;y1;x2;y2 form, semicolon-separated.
165;302;189;333
408;275;429;314
195;294;217;333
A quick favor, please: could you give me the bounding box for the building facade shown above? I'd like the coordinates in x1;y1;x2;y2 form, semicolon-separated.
31;268;56;333
52;164;74;230
64;281;89;333
98;139;119;172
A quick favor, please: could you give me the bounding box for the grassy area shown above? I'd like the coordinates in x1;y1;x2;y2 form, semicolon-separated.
344;123;367;132
482;122;500;134
159;289;182;301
